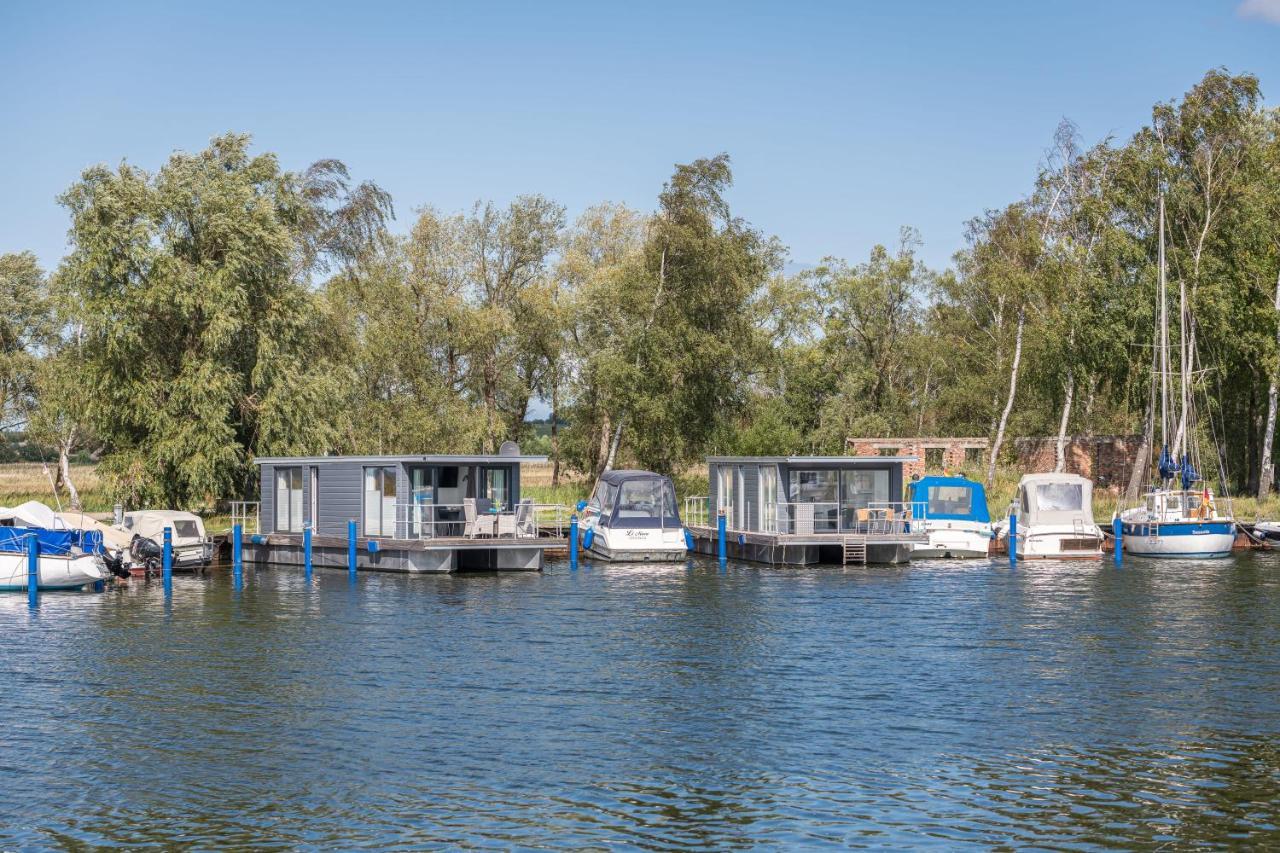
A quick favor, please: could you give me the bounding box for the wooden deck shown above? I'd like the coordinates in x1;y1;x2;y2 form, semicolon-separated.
686;524;925;566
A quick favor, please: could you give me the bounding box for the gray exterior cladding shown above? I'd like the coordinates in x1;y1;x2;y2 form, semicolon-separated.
706;456;915;533
256;454;543;539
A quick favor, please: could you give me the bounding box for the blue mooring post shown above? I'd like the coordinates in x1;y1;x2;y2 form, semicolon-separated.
1008;513;1018;566
304;523;313;581
569;514;579;570
1113;516;1123;566
232;523;243;587
347;519;357;581
717;510;727;568
162;526;173;595
26;533;39;609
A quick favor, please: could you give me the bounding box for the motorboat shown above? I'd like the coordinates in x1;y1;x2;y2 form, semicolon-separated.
906;475;992;559
579;470;688;561
0;526;105;591
117;510;213;572
1010;473;1104;559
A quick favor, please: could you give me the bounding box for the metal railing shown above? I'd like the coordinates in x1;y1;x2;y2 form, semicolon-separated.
683;496;926;537
267;502;569;541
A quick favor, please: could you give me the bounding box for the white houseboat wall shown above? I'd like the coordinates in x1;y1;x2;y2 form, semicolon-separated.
686;456;928;565
248;445;566;572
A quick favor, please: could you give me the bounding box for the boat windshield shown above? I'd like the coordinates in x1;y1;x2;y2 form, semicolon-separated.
615;480;675;520
1037;483;1083;512
927;485;972;516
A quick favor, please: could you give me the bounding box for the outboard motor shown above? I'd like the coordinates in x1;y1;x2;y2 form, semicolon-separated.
130;534;164;575
102;550;131;580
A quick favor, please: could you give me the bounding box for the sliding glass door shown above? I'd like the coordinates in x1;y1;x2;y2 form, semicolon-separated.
364;466;397;537
275;467;303;533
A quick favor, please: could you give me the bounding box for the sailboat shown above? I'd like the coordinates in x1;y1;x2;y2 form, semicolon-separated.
1119;195;1235;558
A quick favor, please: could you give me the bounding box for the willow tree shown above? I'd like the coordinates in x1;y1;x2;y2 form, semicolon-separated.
0;253;54;431
56;133;392;506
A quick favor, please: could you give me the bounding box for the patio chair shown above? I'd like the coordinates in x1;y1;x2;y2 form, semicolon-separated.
515;499;537;538
496;507;517;538
795;503;815;535
463;498;494;539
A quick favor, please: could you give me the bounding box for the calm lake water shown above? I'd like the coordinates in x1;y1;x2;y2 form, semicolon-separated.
4;554;1280;849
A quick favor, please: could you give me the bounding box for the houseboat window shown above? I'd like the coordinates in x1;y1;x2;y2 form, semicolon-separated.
1036;483;1082;512
716;466;734;519
760;466;778;533
791;470;840;531
482;467;510;511
364;466;397;537
275;467;303;533
926;485;972;516
839;469;890;531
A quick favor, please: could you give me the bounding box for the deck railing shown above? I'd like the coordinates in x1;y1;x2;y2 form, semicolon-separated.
683;496;927;537
230;501;260;534
262;502;569;541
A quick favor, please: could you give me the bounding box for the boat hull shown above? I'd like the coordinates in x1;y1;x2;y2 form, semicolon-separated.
584;526;688;562
1120;521;1234;558
911;526;992;560
0;552;104;591
1016;525;1104;559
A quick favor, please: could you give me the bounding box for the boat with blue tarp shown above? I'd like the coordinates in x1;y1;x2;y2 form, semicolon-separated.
0;526;106;591
906;475;993;559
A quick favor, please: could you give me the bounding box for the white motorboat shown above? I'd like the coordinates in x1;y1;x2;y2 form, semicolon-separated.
905;475;992;559
117;510;213;571
0;527;105;591
1010;473;1104;559
580;470;688;561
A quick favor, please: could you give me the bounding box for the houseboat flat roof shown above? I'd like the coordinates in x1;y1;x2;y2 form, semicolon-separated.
253;453;549;466
707;455;921;464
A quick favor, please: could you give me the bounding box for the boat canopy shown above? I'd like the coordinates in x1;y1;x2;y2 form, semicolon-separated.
1016;473;1095;525
590;470;681;529
907;475;990;523
0;526;104;556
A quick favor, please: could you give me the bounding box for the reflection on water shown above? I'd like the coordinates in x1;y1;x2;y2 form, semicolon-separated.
3;554;1280;848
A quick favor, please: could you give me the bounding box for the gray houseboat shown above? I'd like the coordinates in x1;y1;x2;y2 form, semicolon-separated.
244;445;565;572
686;455;927;565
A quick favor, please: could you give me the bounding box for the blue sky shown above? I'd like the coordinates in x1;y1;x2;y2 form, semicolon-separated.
3;0;1278;273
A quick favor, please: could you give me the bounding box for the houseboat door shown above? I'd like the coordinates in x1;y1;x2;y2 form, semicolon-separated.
309;466;318;530
759;465;777;533
716;466;734;527
735;466;747;531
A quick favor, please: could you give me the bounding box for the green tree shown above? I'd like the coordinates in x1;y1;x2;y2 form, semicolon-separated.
57;133;391;506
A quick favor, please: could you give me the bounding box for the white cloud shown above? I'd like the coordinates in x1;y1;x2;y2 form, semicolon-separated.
1239;0;1280;24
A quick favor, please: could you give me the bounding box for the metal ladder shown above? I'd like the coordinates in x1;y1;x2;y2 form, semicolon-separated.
842;535;867;566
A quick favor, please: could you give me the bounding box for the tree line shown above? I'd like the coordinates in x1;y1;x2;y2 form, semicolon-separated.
1;68;1278;509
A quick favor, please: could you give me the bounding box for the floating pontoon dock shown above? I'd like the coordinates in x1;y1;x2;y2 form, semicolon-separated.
686;455;928;565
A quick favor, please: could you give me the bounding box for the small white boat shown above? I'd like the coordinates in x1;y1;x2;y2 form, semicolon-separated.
1010;473;1104;559
906;475;992;559
580;470;688;561
0;528;104;591
117;510;213;571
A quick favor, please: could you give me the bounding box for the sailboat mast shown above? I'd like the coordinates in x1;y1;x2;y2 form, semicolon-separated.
1158;194;1170;456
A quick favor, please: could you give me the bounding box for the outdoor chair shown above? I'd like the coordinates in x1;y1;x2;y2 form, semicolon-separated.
515;498;536;538
463;498;494;539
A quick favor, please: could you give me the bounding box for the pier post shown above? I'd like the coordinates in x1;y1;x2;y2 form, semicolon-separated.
162;526;173;595
26;533;38;608
717;510;727;568
232;523;243;587
1112;516;1123;566
304;523;313;581
348;519;357;580
569;514;579;570
1008;514;1017;566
